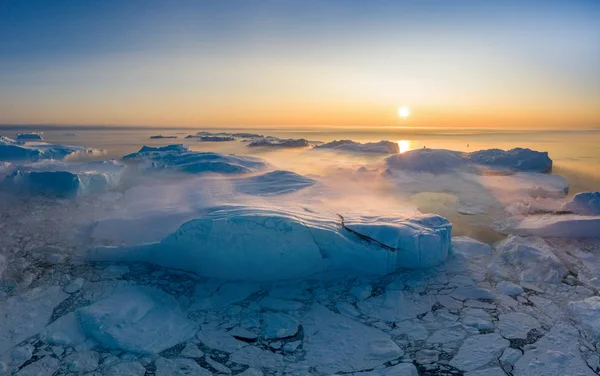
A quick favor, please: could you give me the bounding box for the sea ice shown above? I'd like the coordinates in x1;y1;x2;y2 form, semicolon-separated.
497;312;541;339
449;333;509;371
122;144;268;174
303;304;403;373
315;139;400;153
489;235;567;283
89;206;452;280
513;323;595;376
567;296;600;339
77;287;198;354
154;358;212;376
262;312;300;339
0;286;68;354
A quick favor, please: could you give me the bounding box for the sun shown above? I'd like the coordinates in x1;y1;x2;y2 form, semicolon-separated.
397;106;410;118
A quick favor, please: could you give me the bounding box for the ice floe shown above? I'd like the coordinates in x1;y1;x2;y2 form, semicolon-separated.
248;137;310;148
78;287;198;354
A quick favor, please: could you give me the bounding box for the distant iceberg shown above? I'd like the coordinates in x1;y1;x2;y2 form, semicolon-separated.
247;137;310;148
16;132;43;141
149;135;177;139
122;144;268;174
386;147;552;173
0;136;102;161
315;140;400;154
89;205;452;280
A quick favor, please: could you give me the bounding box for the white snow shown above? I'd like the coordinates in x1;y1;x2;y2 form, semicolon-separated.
449;333;509;371
567;296;600;339
77;287;198;354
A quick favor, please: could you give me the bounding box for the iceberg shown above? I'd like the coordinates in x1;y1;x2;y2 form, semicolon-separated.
89;205;452;280
122;144;268;174
560;192;600;215
315;140;400;154
386;147;552;173
235;170;316;196
0;160;124;197
149;135;177;139
247;137;310;148
16;132;43;141
0;136;101;161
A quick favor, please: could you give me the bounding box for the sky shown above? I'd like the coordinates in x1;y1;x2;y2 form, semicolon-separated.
0;0;599;128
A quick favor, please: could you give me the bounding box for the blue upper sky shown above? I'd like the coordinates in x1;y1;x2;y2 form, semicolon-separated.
1;0;599;127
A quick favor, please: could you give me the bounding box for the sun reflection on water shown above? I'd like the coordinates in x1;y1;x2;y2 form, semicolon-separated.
397;140;411;153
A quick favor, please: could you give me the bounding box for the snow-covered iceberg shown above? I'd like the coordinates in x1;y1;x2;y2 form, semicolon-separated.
0;136;101;161
89;205;452;280
386;147;552;173
16;132;43;141
235;170;316;196
0;160;124;198
315;140;400;154
560;192;600;215
122;144;267;174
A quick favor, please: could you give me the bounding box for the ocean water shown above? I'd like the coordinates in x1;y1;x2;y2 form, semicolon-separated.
3;125;599;192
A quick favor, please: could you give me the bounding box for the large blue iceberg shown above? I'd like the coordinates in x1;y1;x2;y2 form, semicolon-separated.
89;205;452;280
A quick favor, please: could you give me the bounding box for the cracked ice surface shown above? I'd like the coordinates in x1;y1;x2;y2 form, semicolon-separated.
2;142;600;376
